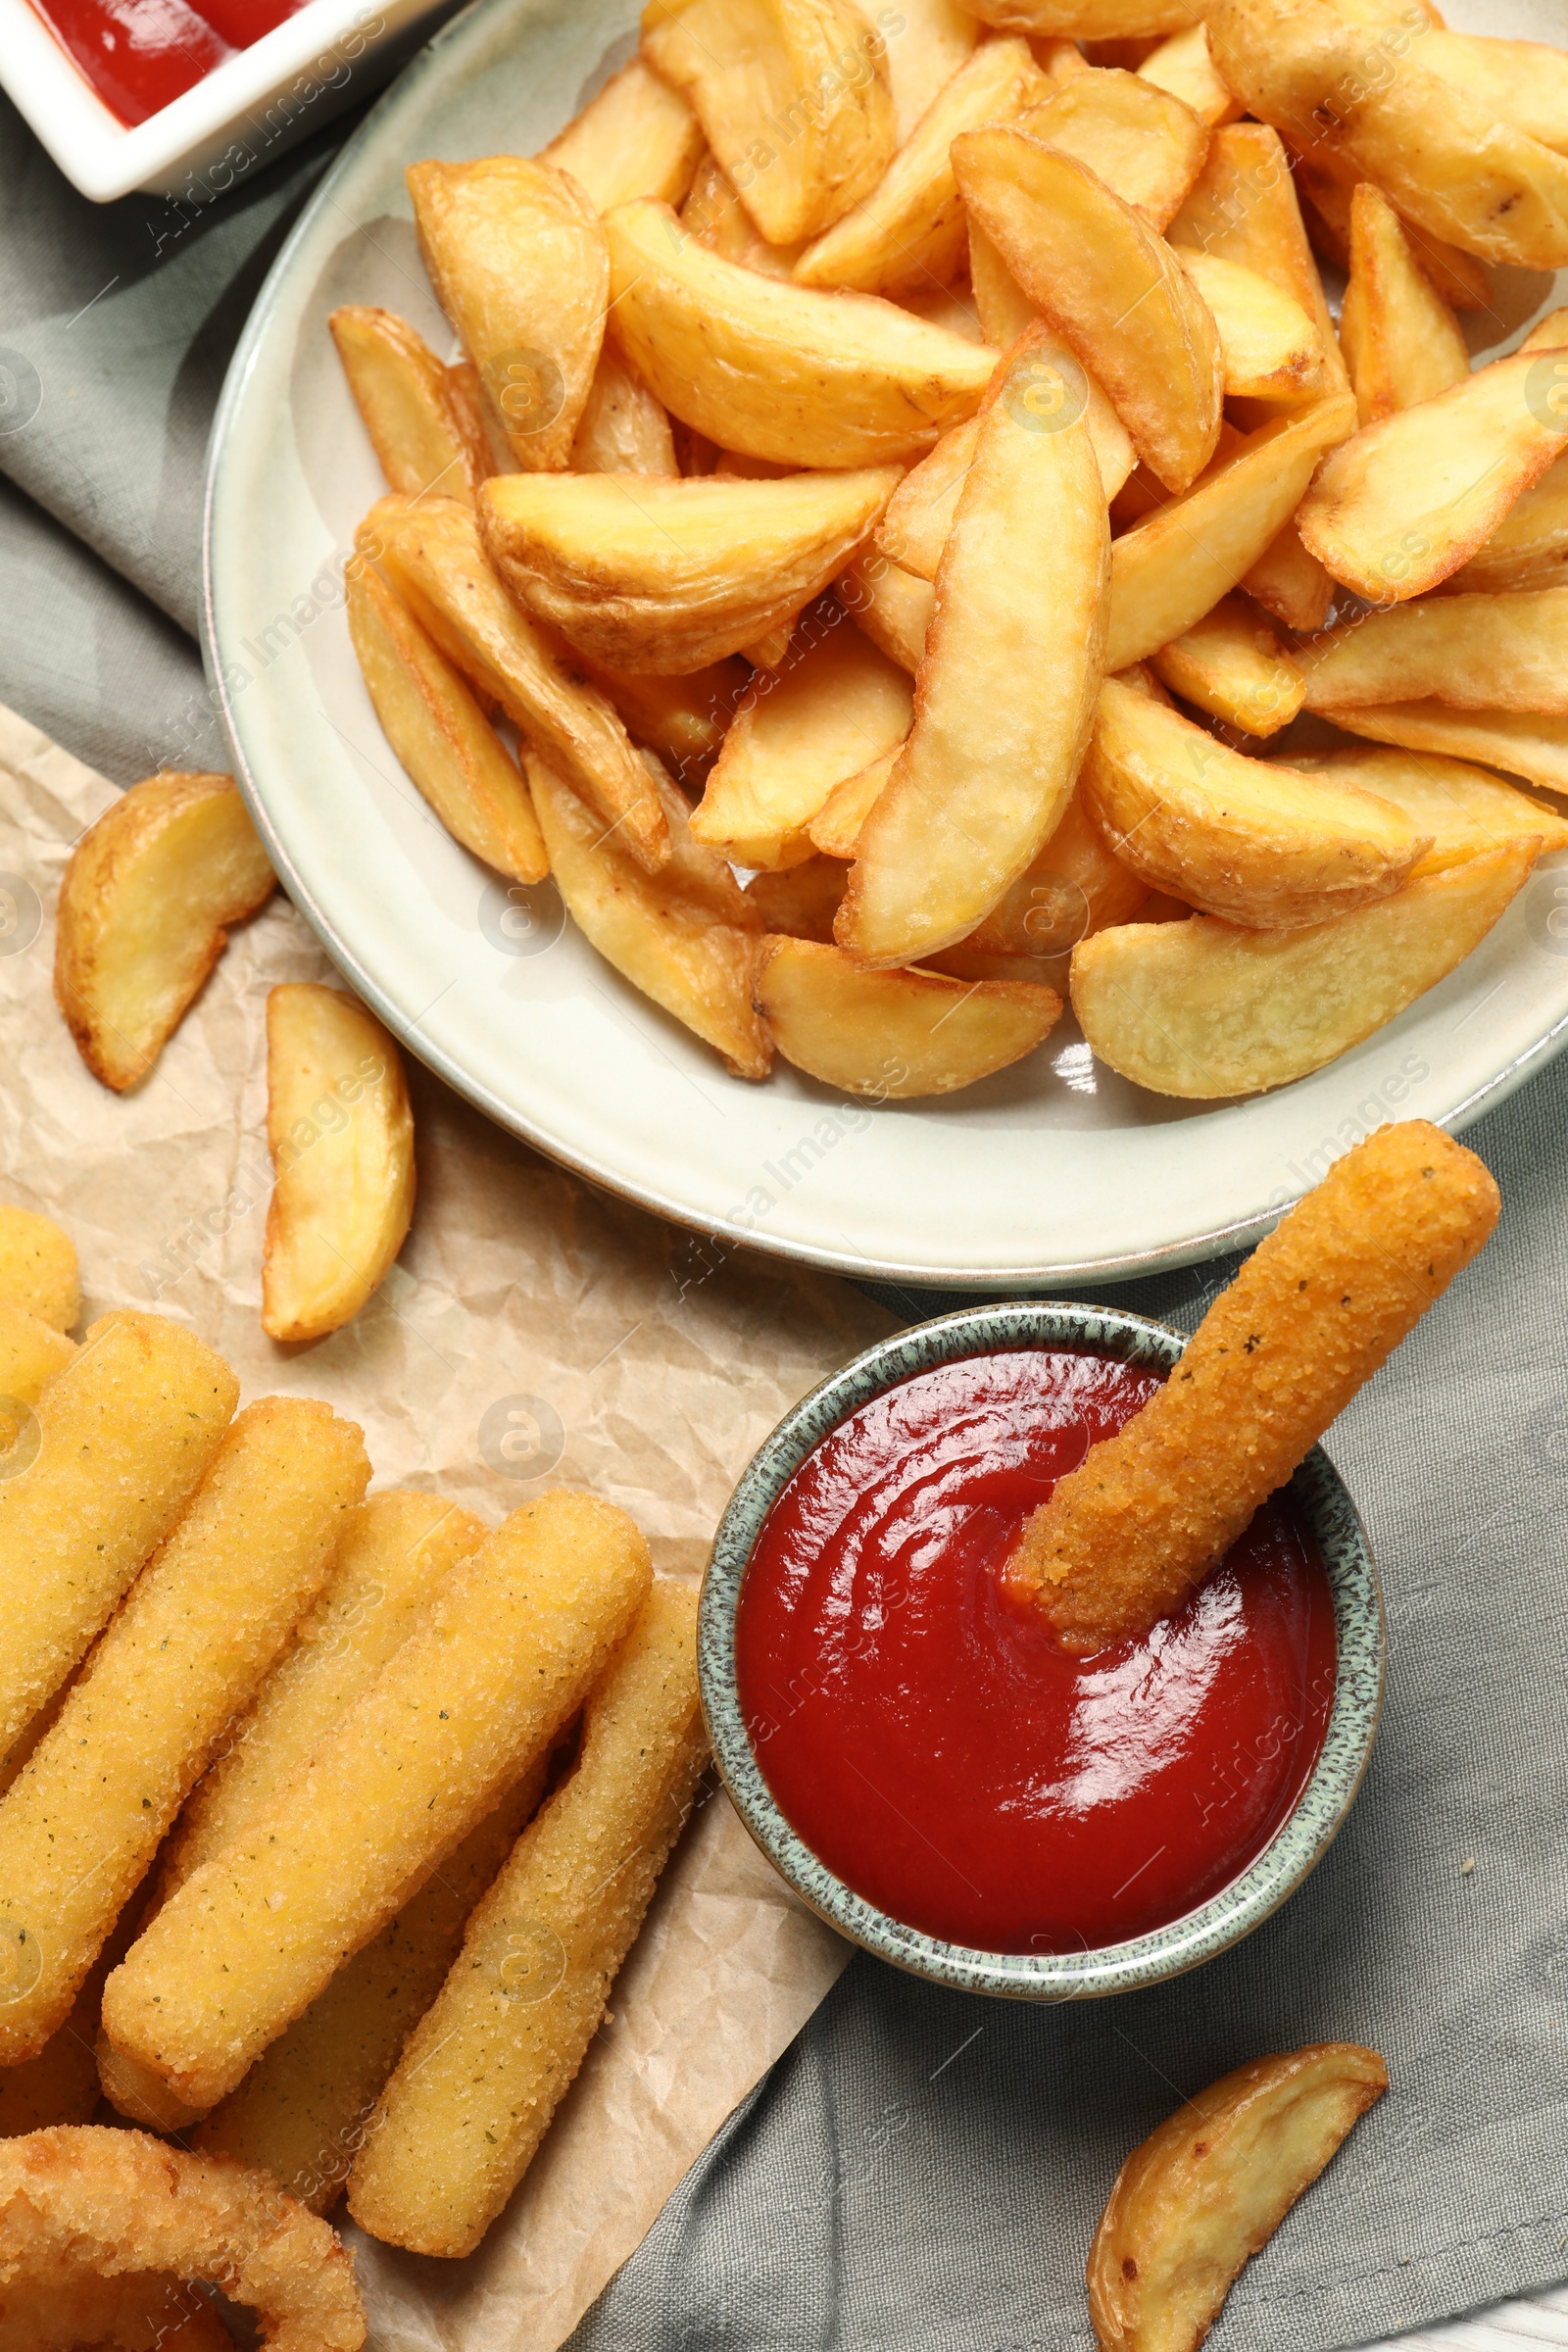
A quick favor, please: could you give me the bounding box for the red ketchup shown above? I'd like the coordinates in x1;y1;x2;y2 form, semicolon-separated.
26;0;309;127
735;1348;1337;1954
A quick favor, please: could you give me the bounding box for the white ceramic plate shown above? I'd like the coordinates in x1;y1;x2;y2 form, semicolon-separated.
203;0;1568;1290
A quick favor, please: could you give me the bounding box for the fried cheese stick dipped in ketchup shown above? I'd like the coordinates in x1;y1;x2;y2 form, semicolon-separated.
1006;1121;1499;1654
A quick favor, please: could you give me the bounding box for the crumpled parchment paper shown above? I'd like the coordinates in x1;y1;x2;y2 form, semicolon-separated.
0;701;881;2348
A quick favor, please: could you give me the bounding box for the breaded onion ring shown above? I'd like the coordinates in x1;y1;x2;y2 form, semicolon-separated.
0;2268;231;2349
0;2129;365;2352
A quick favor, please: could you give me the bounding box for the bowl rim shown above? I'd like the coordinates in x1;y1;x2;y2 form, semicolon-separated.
699;1299;1385;2001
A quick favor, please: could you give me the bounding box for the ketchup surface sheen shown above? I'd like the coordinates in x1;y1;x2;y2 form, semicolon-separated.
27;0;308;127
736;1348;1337;1954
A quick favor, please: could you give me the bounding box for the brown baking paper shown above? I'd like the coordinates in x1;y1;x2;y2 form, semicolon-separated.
0;702;883;2347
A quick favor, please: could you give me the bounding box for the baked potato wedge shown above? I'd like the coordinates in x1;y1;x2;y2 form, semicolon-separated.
263;984;416;1344
1291;141;1493;314
691;612;912;866
570;343;676;474
640;0;896;246
527;749;770;1079
1149;593;1303;737
1137;24;1241;129
1016;67;1210;231
1290;746;1568;875
1084;676;1427;927
55;772;276;1094
0;1206;78;1332
680;149;805;275
743;856;848;942
407;158;608;472
365;494;668;871
808;746;902;858
1175;250;1321;403
1313;701;1568;798
1169;122;1341;390
883;0;979;140
838;325;1110;968
605;200;996;466
346;562;548;884
1071;842;1538;1098
1088;2045;1388;2352
960;0;1195;36
1302;587;1568;716
954;128;1221;494
329;307;489;502
965;783;1152;956
478;467;900;674
1340;181;1469;426
1243;518;1335;633
537;56;705;213
838;552;935;673
1448;454;1568;596
755;936;1060;1095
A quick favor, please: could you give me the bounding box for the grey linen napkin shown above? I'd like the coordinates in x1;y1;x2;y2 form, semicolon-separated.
3;74;1568;2352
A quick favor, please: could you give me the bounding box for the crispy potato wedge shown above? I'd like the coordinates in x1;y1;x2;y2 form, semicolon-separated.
347;562;549;884
1292;143;1493;314
1138;24;1241;127
1315;701;1568;797
953;129;1221;492
1072;842;1537;1097
838;326;1110;967
329;307;489;502
1243;518;1335;633
263;983;416;1343
1015;67;1209;230
838;551;935;672
1523;309;1568;357
808;745;902;858
577;657;746;785
365;494;669;870
885;0;980;138
1298;353;1568;603
407;159;609;472
680;149;805;275
641;0;896;245
744;856;848;941
0;1205;78;1332
755;936;1060;1094
55;773;275;1094
1291;747;1568;875
968;219;1035;349
1149;592;1303;736
1107;395;1355;670
1448;455;1568;596
527;749;770;1078
794;37;1050;294
691;612;912;865
538;56;706;212
966;782;1152;956
1085;676;1426;925
1088;2045;1388;2352
570;343;677;474
1302;588;1568;716
478;466;900;674
961;0;1195;35
1176;250;1320;403
1341;182;1469;427
1400;30;1568;162
1169;126;1334;358
1206;0;1568;270
897;283;989;341
605;201;996;466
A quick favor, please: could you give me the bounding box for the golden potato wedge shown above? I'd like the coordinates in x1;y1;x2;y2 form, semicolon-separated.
407;158;608;472
570;343;676;474
1149;593;1302;737
641;0;896;246
1107;395;1355;671
1523;310;1568;357
885;0;980;138
1015;67;1210;231
1085;676;1426;926
1448;455;1568;597
526;749;771;1078
55;772;276;1094
1291;747;1568;876
967;220;1034;349
838;326;1110;968
263;984;416;1344
1138;24;1241;128
605;201;996;466
1205;0;1568;271
953;129;1221;493
961;0;1195;35
0;1298;74;1425
1302;588;1568;716
838;550;935;672
1341;182;1469;428
744;856;848;941
346;563;549;885
896;283;988;341
0;1206;78;1332
1072;841;1536;1098
679;149;805;275
808;745;902;858
1175;250;1321;403
1298;353;1568;604
365;494;669;871
1291;142;1493;315
576;656;747;786
478;466;899;675
329;307;489;502
1314;701;1568;797
691;612;912;865
1397;30;1568;162
793;37;1049;294
538;57;705;212
755;936;1060;1094
965;782;1152;956
1243;518;1335;633
1088;2045;1388;2352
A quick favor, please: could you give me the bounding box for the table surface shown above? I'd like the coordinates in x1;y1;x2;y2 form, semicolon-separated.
1375;2282;1568;2349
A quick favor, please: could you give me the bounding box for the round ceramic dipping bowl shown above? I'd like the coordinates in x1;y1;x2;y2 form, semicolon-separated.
699;1301;1385;2001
